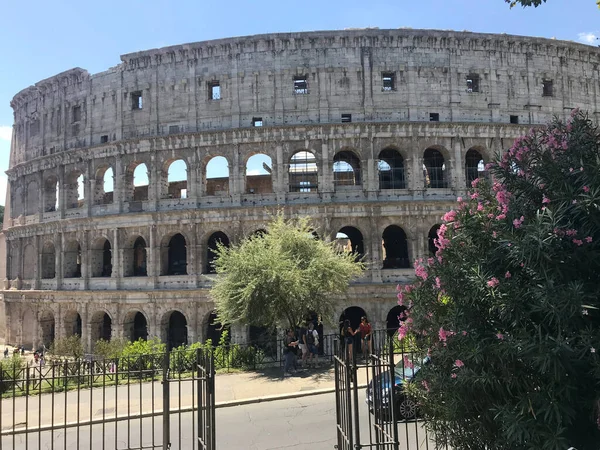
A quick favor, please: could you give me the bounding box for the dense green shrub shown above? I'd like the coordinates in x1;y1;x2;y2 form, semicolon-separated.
49;335;84;359
401;111;600;450
94;338;128;360
0;355;25;394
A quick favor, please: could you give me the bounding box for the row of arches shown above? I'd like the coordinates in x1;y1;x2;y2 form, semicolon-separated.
17;148;486;216
22;224;443;281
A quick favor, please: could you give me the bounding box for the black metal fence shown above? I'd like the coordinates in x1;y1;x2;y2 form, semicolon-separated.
0;348;215;450
334;332;451;450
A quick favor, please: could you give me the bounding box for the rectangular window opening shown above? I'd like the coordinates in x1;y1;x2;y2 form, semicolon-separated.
169;125;180;135
299;181;311;193
100;135;109;143
341;114;352;123
209;82;221;100
510;115;519;124
542;79;554;97
131;91;143;110
382;72;395;91
72;106;81;123
466;74;479;93
293;76;308;94
429;113;440;122
252;117;263;127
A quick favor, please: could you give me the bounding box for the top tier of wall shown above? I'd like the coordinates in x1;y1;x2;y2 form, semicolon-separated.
8;29;600;168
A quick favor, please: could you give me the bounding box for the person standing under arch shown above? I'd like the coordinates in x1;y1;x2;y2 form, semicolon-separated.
359;316;372;359
343;319;358;363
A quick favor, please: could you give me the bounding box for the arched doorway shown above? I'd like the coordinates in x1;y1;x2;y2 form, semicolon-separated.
123;311;148;342
245;154;273;194
165;311;188;350
335;227;365;260
133;236;147;276
423;148;447;188
206;312;231;347
39;310;55;348
378;148;406;190
428;225;441;256
206;156;230;196
382;225;410;269
165;159;188;199
64;310;82;337
91;238;112;278
465;149;485;188
339;306;367;358
333;150;362;187
289;151;318;192
91;311;112;347
386;305;408;337
206;232;230;274
166;233;187;275
41;242;56;279
63;240;82;278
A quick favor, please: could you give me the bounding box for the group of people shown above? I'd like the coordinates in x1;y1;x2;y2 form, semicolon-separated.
283;321;320;377
341;316;372;361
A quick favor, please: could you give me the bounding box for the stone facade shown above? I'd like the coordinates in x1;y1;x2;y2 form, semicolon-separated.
3;29;599;351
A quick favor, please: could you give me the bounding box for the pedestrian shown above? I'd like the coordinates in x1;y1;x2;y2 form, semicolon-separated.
359;316;372;360
306;322;319;368
20;345;24;356
343;319;358;362
297;322;308;368
283;328;299;377
3;348;8;358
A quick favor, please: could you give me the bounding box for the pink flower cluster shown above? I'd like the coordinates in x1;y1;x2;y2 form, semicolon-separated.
442;210;457;223
512;216;525;229
415;263;428;281
487;277;500;288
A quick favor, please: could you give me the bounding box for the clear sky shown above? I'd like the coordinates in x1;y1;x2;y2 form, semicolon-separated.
0;0;598;205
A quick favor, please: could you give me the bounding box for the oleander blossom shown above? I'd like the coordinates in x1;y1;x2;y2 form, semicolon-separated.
442;210;457;223
454;360;464;368
504;271;511;279
487;277;499;288
496;333;504;340
415;263;428;281
421;380;430;392
512;216;524;229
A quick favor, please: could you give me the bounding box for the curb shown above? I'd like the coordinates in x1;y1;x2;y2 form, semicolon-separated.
215;384;368;408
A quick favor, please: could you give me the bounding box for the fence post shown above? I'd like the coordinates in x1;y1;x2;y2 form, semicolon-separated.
388;334;399;450
162;352;170;450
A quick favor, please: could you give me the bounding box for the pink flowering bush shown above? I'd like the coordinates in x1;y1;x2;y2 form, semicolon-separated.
401;112;600;450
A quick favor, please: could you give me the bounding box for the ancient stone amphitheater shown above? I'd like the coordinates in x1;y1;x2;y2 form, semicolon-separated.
2;28;598;352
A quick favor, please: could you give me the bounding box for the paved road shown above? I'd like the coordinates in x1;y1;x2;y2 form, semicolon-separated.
2;393;440;450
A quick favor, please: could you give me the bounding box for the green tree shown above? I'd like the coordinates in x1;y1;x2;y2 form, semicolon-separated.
506;0;600;8
0;205;4;225
49;335;84;359
211;214;364;330
94;338;128;359
401;111;600;450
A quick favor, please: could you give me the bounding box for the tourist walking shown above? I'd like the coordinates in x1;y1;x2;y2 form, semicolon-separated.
343;319;358;362
283;329;299;377
359;316;372;359
306;322;319;368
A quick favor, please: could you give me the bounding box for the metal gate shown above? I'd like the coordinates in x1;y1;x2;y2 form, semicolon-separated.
334;332;449;450
0;348;216;450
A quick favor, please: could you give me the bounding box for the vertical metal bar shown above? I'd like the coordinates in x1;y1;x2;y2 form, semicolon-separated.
162;352;170;450
127;356;131;449
140;355;143;449
51;362;55;450
388;335;399;450
24;363;29;450
344;348;353;450
63;361;68;450
0;364;4;450
38;363;42;450
152;354;156;449
351;355;361;447
196;348;203;450
209;350;216;450
114;358;118;450
77;359;81;450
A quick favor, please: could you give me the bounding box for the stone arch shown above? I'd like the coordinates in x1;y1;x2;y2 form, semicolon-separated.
63;240;82;278
123;236;148;277
423;147;448;189
386;305;408;336
289;151;318;192
41;241;56;279
12;184;25;218
333;150;362;188
205;156;230;196
39;309;56;348
378;148;406;190
205;311;231;346
43;175;59;212
163;159;188;199
90;237;112;278
206;231;230;274
245;153;273;194
161;233;187;275
65;170;85;209
124;161;150;202
465;148;486;188
162;310;188;350
22;244;36;279
64;309;82;337
335;226;365;260
428;224;442;256
339;306;367;333
94;164;114;205
382;225;410;269
123;310;149;342
25;180;39;216
90;310;112;347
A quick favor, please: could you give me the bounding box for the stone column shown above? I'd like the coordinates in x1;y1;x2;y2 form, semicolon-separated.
85;163;92;217
454;139;466;194
114;155;124;213
56;305;65;340
230;145;241;205
111;228;120;282
188;160;199;200
320;140;333;198
58;166;66;219
148;225;159;288
81;231;90;290
55;234;63;287
37;171;44;221
34;235;41;289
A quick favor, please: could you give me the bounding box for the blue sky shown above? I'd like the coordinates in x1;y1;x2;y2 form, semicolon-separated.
0;0;598;205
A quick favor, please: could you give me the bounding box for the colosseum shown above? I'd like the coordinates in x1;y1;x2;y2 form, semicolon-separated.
2;28;598;352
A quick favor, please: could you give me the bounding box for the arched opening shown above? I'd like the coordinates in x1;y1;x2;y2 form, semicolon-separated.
428;225;441;256
465;149;485;188
378;148;406;190
91;311;112;347
206;156;229;196
335;227;365;260
44;176;58;212
130;236;147;277
333;150;362;188
386;305;408;337
94;166;114;205
163;233;187;276
166;159;188;199
64;310;82;337
250;229;267;239
206;232;230;274
123;311;148;342
22;244;35;279
289;151;318;192
245;154;273;194
165;311;188;350
249;326;278;358
91;238;112;278
41;242;56;279
39;310;55;348
26;181;39;215
66;171;85;209
339;306;366;357
382;225;410;269
423;148;447;189
132;163;149;201
64;241;82;278
206;312;231;347
21;311;35;350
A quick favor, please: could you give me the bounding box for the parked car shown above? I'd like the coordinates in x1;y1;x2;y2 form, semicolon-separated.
365;356;428;420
